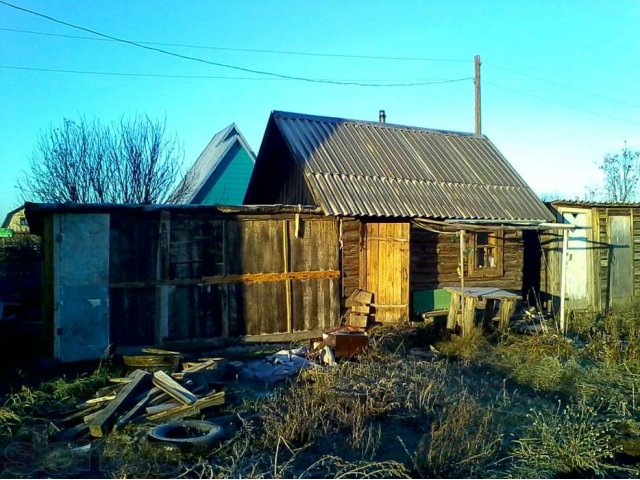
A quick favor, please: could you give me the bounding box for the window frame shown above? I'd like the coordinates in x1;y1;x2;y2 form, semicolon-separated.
467;229;504;278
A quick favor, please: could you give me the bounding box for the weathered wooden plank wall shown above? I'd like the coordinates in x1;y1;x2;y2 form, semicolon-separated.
594;207;640;309
109;211;339;345
539;205;640;312
110;213;160;345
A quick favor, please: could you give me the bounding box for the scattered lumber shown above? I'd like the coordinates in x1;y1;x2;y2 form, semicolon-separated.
153;371;198;405
56;354;228;441
88;369;152;438
147;391;226;422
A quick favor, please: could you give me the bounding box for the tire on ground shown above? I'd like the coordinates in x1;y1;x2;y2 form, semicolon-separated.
147;420;225;451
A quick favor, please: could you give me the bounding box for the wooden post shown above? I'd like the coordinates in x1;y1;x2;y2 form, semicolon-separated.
459;229;466;333
462;296;477;335
447;291;460;330
283;220;292;333
559;228;569;335
474;54;482;136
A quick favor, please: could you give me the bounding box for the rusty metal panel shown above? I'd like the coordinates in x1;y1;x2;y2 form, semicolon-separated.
268;111;553;221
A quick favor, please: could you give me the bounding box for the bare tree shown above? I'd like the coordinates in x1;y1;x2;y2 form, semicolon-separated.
18;115;191;204
599;143;640;202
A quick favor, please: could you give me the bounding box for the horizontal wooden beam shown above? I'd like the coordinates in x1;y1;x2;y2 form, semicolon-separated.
201;270;340;285
161;330;324;349
110;269;340;289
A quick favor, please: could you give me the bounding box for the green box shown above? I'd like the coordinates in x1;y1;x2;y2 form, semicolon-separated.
412;289;451;314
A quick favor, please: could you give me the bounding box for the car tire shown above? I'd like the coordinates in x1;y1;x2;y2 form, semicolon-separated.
147;420;225;451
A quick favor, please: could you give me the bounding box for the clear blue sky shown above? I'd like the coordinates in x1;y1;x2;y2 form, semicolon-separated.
1;0;639;217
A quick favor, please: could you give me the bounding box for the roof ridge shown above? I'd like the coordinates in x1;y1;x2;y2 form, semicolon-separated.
272;110;478;137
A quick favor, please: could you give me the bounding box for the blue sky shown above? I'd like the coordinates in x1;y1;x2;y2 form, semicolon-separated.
1;0;639;217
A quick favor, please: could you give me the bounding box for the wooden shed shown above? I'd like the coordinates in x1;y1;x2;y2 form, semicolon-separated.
245;111;554;323
538;200;640;313
26;203;340;361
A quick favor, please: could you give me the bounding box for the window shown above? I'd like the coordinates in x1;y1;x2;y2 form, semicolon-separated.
19;217;28;227
468;230;503;277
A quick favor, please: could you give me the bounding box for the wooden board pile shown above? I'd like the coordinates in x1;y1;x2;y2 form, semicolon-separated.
55;356;226;442
344;289;373;328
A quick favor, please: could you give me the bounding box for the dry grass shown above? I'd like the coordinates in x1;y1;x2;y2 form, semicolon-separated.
415;393;503;478
6;319;640;478
509;401;620;478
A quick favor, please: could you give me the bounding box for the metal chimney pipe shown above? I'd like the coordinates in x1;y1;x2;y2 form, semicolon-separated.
379;110;386;123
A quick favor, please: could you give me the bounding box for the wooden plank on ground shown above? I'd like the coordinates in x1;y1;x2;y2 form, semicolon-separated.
114;388;157;430
60;404;102;425
146;391;225;422
76;395;116;409
152;370;198;405
87;369;152;438
146;401;181;415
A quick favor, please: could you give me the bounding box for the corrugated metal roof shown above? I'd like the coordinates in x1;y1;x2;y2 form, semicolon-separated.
271;111;553;221
551;199;640;208
175;124;256;203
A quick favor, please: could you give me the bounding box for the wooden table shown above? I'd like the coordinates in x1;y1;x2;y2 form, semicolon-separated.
444;287;521;335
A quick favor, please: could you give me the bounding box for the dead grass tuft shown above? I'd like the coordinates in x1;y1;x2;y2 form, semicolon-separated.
434;328;488;363
509;400;620;478
415;393;503;478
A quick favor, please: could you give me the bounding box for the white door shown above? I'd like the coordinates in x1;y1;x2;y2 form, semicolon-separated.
562;210;590;309
53;214;110;361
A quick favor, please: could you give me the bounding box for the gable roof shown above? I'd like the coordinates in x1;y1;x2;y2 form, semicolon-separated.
176;123;256;203
2;206;25;229
247;111;553;221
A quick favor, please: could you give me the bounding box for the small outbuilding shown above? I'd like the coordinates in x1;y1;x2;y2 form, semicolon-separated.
538;200;640;313
26;203;340;361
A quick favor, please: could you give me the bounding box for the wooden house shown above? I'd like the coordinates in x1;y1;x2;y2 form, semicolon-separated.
2;206;30;233
245;111;554;322
174;124;256;205
538;200;640;313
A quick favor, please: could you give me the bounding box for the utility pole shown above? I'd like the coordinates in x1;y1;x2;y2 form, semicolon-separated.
474;54;482;135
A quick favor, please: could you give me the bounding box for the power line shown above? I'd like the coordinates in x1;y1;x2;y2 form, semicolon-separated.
484;81;640;126
0;64;471;85
485;61;640;110
0;27;470;63
0;1;469;87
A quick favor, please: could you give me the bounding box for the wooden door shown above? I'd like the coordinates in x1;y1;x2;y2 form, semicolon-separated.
608;215;633;307
562;210;591;309
361;222;409;323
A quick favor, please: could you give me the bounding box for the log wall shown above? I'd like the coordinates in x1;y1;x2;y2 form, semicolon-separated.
410;225;524;291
